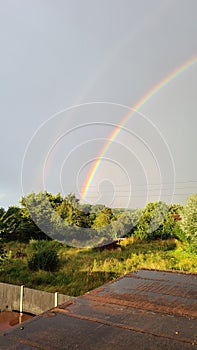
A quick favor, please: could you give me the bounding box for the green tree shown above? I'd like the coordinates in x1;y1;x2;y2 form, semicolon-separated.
0;239;5;261
181;194;197;245
133;201;172;240
0;207;6;238
67;207;90;228
21;192;58;240
0;205;47;242
56;199;71;220
56;199;90;228
65;193;80;208
0;207;5;218
92;207;114;228
45;192;63;208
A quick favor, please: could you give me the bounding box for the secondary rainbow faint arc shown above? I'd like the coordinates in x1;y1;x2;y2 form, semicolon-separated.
80;56;197;201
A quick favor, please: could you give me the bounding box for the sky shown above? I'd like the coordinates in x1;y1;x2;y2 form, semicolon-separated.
0;0;197;209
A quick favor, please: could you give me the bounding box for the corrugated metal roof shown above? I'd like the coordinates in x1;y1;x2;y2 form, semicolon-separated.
1;269;196;349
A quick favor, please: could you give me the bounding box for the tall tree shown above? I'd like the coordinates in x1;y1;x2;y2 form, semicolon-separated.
92;207;114;228
181;194;197;245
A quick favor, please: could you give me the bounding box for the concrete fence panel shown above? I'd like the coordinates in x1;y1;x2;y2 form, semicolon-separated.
0;282;20;311
23;288;55;315
0;282;73;315
58;293;73;306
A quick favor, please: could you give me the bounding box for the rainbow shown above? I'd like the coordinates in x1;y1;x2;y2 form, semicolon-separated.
80;56;197;201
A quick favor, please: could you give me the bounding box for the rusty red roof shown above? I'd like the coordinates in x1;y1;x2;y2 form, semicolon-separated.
0;269;196;349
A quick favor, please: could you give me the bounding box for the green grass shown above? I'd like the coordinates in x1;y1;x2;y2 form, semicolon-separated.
0;238;196;296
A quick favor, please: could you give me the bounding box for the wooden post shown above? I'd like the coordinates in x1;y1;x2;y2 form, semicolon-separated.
54;292;58;307
20;285;24;315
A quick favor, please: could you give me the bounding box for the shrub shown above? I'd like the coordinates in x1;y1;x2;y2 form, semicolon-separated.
28;243;60;271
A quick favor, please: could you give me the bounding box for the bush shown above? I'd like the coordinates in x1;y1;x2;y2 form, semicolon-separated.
28;243;60;271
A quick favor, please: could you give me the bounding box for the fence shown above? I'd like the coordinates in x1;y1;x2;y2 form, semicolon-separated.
0;282;73;315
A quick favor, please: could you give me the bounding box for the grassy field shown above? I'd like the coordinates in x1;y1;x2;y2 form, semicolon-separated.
0;238;196;296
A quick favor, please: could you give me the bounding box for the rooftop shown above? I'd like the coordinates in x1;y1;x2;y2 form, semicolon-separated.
1;269;196;349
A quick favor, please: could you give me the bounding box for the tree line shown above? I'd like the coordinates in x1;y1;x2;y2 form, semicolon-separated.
0;192;196;247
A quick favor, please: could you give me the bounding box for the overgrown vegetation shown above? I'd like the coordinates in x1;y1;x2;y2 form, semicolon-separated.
0;238;196;296
0;192;196;296
28;240;60;272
